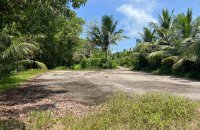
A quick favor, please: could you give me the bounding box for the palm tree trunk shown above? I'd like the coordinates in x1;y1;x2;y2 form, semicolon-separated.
106;48;108;63
106;37;110;64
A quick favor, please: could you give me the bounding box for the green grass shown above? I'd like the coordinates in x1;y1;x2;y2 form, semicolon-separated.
53;66;103;71
0;69;47;92
27;92;200;130
53;66;70;70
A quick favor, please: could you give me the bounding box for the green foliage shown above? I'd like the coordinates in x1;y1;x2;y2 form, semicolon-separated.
72;64;82;70
80;56;118;69
118;55;132;67
0;119;25;130
27;92;200;130
132;53;148;70
117;8;200;79
28;111;56;130
0;0;87;76
148;51;169;68
138;27;156;43
0;69;46;91
54;66;69;70
88;15;127;62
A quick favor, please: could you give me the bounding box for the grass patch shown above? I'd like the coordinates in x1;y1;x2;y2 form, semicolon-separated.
53;66;102;71
53;66;70;70
27;92;200;130
0;119;26;130
0;69;47;92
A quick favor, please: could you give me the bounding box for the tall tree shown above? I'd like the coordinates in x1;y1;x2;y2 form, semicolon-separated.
88;15;127;61
0;0;87;75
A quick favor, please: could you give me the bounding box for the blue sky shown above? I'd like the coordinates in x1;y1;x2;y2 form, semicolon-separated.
76;0;200;52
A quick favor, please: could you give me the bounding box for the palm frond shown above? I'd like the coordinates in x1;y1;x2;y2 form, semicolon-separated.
17;60;48;70
139;27;156;42
158;9;174;29
148;51;170;65
136;42;154;53
162;56;177;65
179;37;200;61
1;41;37;59
172;59;185;70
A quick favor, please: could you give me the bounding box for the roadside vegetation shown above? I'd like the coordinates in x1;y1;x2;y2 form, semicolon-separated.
27;92;200;130
0;0;86;77
1;1;200;130
0;69;46;91
116;9;200;80
0;0;125;79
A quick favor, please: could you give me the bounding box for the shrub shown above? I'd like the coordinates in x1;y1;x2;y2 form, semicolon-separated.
72;64;82;70
132;53;148;70
111;60;118;69
80;59;90;69
185;71;200;80
80;57;118;69
120;56;132;67
90;58;100;68
54;66;68;70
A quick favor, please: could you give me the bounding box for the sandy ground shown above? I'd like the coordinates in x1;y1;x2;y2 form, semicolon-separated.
1;67;200;120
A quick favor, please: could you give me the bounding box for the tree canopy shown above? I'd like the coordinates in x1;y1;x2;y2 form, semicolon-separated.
0;0;86;76
117;8;200;78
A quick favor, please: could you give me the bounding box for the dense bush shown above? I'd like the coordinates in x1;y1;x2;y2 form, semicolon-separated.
72;64;82;70
80;56;118;69
116;9;200;80
119;56;132;67
132;53;149;70
0;0;87;76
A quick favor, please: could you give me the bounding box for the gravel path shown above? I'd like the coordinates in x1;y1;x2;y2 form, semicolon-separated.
1;68;200;120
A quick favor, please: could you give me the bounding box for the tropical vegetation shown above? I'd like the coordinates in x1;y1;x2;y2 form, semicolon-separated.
1;1;200;130
117;9;200;79
78;15;126;69
0;0;87;77
0;69;46;91
0;0;127;78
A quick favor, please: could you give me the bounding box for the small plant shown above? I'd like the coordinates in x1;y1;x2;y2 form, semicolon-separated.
27;111;56;130
80;57;118;69
27;92;200;130
54;66;69;70
0;119;25;130
72;64;82;70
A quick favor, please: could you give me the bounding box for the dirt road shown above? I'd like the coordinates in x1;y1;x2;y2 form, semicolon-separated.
1;68;200;120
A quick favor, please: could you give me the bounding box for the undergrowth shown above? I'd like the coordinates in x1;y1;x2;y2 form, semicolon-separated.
27;92;200;130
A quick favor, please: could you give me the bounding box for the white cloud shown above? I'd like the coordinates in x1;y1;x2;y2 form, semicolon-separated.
117;0;158;38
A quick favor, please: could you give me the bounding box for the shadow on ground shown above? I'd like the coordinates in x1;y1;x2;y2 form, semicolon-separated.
0;79;69;119
0;119;25;130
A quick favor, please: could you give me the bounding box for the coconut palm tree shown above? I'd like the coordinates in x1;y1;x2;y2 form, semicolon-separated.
158;9;174;29
0;33;47;76
148;9;200;70
175;9;193;38
138;27;156;43
145;9;176;67
173;9;200;69
88;15;127;62
152;9;175;45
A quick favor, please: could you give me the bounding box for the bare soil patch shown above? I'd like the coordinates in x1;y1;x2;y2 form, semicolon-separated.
1;68;200;121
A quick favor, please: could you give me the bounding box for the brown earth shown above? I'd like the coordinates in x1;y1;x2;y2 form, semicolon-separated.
1;67;200;121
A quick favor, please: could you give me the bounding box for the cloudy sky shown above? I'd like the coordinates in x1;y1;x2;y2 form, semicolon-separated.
76;0;200;52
